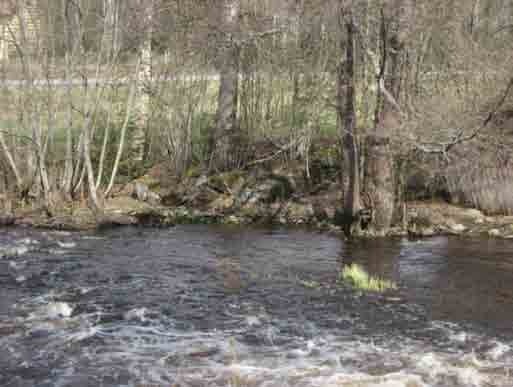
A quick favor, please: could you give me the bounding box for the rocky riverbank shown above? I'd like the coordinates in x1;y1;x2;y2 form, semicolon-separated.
2;163;513;239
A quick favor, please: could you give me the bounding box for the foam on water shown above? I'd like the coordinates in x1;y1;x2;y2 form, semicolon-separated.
57;241;77;249
4;289;513;387
2;227;513;387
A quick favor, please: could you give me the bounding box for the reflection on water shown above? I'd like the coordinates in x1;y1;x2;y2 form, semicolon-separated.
1;226;513;386
345;236;513;333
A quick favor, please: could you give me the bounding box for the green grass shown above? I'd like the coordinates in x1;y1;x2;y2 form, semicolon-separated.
340;263;397;292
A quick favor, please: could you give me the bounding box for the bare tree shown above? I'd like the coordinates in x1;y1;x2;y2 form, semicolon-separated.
338;3;362;237
210;0;241;171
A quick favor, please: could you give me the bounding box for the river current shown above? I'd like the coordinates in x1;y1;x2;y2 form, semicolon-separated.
1;225;513;386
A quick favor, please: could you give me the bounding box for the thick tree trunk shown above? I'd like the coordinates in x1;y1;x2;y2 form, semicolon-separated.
211;0;241;171
338;6;362;237
363;1;412;235
364;135;394;235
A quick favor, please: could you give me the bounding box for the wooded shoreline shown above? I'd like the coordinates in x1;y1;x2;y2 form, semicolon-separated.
1;1;513;238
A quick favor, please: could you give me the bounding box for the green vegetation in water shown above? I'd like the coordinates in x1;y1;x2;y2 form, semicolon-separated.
298;278;321;289
340;263;397;292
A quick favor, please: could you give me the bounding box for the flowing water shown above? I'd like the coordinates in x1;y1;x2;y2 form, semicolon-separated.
1;225;513;387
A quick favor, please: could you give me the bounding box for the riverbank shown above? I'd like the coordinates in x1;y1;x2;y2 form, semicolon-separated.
3;161;513;239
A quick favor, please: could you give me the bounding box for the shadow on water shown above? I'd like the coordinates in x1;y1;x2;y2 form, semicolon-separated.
1;225;513;386
344;236;513;335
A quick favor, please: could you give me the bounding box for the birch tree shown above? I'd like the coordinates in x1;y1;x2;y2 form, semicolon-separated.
132;0;153;165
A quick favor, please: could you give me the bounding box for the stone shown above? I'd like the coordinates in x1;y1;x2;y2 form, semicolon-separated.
134;182;151;202
146;191;161;206
462;208;485;220
0;324;19;336
225;215;240;224
286;202;314;224
409;226;437;238
186;344;220;358
208;195;235;212
450;223;466;233
488;229;501;237
0;215;15;227
194;175;209;188
208;171;246;195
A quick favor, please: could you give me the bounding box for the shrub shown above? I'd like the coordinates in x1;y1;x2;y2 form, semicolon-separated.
340;263;397;292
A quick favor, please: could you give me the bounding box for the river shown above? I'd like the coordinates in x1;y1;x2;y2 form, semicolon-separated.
1;225;512;386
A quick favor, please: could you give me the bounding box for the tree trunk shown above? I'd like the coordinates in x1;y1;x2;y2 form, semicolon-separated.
82;115;102;215
0;132;23;192
105;66;138;197
364;135;394;235
363;1;412;235
132;0;153;165
61;0;75;200
338;6;362;237
103;0;119;58
211;0;241;171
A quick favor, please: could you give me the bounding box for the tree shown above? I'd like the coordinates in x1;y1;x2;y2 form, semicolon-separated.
210;0;241;171
338;2;362;237
131;0;153;165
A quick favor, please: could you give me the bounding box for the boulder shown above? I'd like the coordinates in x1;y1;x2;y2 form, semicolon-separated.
0;215;15;227
208;171;246;196
133;182;161;206
285;202;315;224
239;176;294;206
185;186;222;209
488;229;501;237
451;223;466;233
208;195;235;212
408;225;437;238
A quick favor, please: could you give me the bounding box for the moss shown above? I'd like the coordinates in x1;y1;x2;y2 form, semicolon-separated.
184;165;202;179
298;278;321;289
134;175;161;191
268;175;294;202
209;171;245;193
339;263;397;292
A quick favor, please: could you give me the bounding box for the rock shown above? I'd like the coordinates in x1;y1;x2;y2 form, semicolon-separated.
159;189;183;206
208;195;235;212
146;191;161;206
0;245;29;258
462;208;485;220
185;186;221;209
133;182;161;205
194;174;209;188
185;344;220;358
97;214;137;229
489;229;501;237
208;171;246;195
450;223;466;233
0;323;19;336
225;215;241;224
0;215;15;227
285;202;315;224
241;175;294;205
409;226;437;237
